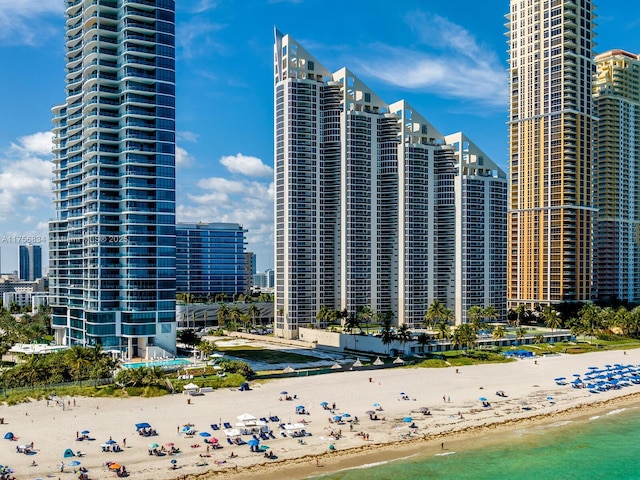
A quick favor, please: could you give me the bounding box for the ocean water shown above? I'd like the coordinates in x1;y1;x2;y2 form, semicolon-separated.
310;405;640;480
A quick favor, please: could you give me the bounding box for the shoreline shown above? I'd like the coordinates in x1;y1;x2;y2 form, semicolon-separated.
182;392;640;480
2;348;640;480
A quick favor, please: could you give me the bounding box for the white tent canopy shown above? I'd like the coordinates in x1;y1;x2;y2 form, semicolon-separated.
237;413;257;422
373;357;384;365
223;428;241;437
352;358;363;367
183;382;199;390
393;357;405;364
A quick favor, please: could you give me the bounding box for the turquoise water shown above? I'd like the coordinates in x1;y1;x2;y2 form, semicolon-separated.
311;405;640;480
122;358;192;369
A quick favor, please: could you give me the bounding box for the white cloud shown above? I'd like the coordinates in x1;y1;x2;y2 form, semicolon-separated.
354;13;507;107
11;131;53;156
178;177;274;268
0;132;54;228
176;146;194;168
220;153;273;177
0;0;62;45
177;131;199;143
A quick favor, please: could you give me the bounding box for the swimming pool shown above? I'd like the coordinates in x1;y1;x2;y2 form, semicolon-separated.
123;358;193;369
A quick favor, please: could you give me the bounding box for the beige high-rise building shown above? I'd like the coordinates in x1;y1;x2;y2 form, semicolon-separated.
507;0;596;310
593;50;640;302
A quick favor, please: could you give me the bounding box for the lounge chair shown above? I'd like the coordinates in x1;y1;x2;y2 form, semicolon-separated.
211;424;219;431
223;423;232;429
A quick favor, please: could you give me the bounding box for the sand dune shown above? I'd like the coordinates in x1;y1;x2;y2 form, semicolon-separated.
1;348;639;479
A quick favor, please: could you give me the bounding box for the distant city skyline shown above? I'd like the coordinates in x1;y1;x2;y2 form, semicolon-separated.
0;1;638;272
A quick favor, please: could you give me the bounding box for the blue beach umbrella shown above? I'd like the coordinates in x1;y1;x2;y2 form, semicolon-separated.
68;460;81;467
247;439;259;447
296;405;305;410
81;430;90;435
342;413;351;418
320;402;328;407
479;397;487;402
199;432;211;437
554;377;566;381
373;403;380;407
280;391;288;395
170;459;177;464
105;439;117;445
403;417;412;422
333;415;342;421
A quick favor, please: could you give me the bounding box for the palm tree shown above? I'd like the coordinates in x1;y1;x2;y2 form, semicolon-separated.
514;304;526;327
542;305;562;332
357;305;374;333
316;305;330;329
416;332;430;354
379;312;395;355
66;346;92;383
217;303;230;329
454;324;477;351
492;325;507;342
424;300;446;329
248;304;260;329
229;304;242;330
396;323;412;355
467;305;484;331
482;306;498;324
434;321;451;342
515;327;528;345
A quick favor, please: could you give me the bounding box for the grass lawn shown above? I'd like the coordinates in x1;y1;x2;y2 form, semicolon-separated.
215;345;324;364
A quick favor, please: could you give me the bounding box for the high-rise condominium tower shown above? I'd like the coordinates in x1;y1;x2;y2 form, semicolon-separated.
49;0;176;358
273;31;507;339
176;223;249;298
19;245;43;281
593;50;640;302
507;0;595;309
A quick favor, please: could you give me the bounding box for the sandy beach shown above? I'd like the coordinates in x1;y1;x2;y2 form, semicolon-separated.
1;348;639;480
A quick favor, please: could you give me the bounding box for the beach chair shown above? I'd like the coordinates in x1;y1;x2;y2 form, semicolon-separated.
269;431;276;439
223;423;232;429
260;417;268;423
226;438;233;445
211;424;219;431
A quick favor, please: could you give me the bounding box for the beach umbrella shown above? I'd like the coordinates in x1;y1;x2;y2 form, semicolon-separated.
320;402;328;407
81;430;90;435
199;432;211;437
108;464;122;470
331;363;342;369
573;374;582;377
181;426;192;432
165;443;175;447
135;423;151;430
296;405;305;410
403;417;412;422
373;403;380;407
68;461;81;467
105;439;117;445
332;415;342;421
342;413;351;418
588;366;598;370
247;439;259;447
148;443;159;449
280;391;288;395
365;410;375;415
237;413;257;422
547;396;554;401
400;392;406;395
479;397;487;402
554;377;566;381
170;459;177;464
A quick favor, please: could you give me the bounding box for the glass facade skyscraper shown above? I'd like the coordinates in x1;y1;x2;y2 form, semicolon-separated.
176;223;248;298
19;245;43;281
49;0;176;358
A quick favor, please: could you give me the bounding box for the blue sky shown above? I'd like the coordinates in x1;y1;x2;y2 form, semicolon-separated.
0;0;638;272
